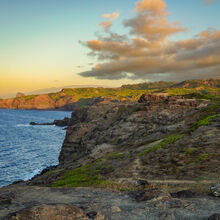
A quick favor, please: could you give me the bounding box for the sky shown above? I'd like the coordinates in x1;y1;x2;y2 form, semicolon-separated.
0;0;219;97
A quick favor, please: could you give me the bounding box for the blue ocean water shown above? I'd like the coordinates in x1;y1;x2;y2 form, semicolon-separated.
0;109;71;187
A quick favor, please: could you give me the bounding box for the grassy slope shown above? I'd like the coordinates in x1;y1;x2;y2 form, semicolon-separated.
2;78;220;104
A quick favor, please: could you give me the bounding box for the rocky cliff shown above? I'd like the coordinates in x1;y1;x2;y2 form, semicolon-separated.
0;92;220;219
29;93;219;188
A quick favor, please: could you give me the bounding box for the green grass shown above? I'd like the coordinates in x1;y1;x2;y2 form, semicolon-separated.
49;93;62;101
51;162;113;187
165;88;220;98
22;95;37;101
105;152;125;159
49;88;147;103
185;147;197;154
166;88;196;96
138;134;184;156
197;153;209;161
119;187;135;192
190;114;218;132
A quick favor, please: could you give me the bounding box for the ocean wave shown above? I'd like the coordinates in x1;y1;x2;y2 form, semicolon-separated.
23;167;45;181
23;163;58;181
16;124;30;127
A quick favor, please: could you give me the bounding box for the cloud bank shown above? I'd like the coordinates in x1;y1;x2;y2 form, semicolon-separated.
79;0;220;81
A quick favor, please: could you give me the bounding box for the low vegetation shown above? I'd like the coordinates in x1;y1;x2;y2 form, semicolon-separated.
198;153;210;161
138;134;184;156
190;114;218;132
49;88;147;102
51;161;113;187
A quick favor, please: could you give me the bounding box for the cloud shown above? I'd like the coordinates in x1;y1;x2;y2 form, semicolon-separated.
204;0;216;5
79;0;220;81
99;12;119;31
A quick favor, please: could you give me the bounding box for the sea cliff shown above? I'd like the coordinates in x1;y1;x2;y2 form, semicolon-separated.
0;80;220;219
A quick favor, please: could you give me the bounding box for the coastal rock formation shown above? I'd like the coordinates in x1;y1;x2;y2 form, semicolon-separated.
29;92;220;191
58;94;209;166
0;90;220;219
30;117;72;127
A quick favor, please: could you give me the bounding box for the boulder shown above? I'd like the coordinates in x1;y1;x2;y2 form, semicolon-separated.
135;179;149;187
170;190;200;198
6;204;87;220
208;213;220;220
86;211;97;218
129;189;171;202
210;183;220;197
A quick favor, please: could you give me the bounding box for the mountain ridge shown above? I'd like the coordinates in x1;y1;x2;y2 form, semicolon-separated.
0;78;219;111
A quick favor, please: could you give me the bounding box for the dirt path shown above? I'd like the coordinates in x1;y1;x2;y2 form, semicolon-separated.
148;179;219;184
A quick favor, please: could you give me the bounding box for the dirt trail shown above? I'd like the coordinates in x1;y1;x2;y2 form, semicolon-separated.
148;179;219;184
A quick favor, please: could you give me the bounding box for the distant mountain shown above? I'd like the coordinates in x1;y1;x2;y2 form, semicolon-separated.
26;85;112;96
0;85;110;99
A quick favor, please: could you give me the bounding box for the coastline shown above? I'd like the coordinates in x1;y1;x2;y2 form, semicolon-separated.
0;109;70;188
0;87;220;219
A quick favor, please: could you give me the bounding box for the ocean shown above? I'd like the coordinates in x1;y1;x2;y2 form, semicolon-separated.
0;109;71;187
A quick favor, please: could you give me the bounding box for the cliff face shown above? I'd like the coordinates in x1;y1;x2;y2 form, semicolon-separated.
58;94;206;165
0;95;55;110
30;93;220;190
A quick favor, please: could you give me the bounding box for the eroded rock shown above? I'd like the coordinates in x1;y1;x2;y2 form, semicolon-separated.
171;190;201;198
5;204;87;220
0;192;14;205
208;213;220;220
129;189;171;202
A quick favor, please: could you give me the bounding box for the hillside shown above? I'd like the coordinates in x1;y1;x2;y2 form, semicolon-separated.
29;94;219;189
0;90;220;219
0;78;219;110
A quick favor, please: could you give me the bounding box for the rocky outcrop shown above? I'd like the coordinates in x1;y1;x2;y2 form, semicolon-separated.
0;95;56;110
129;188;171;202
30;117;72;127
57;94;210;166
28;93;220;190
0;95;105;111
5;204;87;220
138;93;207;108
16;92;25;98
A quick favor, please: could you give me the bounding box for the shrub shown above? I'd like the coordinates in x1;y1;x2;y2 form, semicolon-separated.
22;95;37;101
